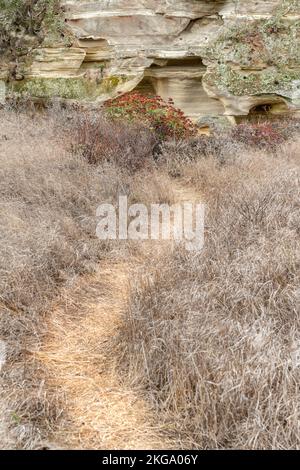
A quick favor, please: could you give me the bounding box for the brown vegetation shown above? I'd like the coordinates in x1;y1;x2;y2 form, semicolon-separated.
121;138;300;449
0;106;299;449
0;108;173;448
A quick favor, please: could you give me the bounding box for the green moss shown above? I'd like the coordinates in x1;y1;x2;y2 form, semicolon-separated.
204;65;300;97
202;1;300;98
10;74;134;100
100;75;129;93
0;0;72;77
0;0;67;43
204;17;300;69
11;77;102;100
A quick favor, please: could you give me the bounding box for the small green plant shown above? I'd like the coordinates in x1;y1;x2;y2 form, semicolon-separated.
11;412;21;424
104;92;197;141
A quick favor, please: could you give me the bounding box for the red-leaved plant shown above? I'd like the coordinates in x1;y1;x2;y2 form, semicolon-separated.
231;122;286;149
104;92;197;141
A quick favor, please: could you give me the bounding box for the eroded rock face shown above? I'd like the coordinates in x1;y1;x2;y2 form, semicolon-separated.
2;0;300;122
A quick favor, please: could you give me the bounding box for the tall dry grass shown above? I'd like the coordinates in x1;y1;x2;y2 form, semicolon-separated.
0;108;174;448
1;105;299;449
120;140;300;449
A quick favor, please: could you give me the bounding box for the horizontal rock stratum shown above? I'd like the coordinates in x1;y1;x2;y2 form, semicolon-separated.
1;0;300;123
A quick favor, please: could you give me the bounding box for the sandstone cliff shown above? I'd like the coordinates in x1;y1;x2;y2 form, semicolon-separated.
1;0;300;124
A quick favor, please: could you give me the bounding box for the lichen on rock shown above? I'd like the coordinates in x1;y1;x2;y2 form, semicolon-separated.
1;1;300;121
203;3;300;101
0;1;71;79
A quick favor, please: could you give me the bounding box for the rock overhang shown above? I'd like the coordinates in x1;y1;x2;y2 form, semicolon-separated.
1;0;300;124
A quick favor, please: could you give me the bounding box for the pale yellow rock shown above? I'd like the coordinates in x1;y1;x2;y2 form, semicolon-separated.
29;48;86;78
3;0;300;122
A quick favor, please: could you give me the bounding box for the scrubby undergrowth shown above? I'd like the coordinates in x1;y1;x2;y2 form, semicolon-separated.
0;103;299;449
0;107;175;448
120;136;300;449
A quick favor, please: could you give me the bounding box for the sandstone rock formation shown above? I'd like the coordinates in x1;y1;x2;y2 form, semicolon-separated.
1;0;300;124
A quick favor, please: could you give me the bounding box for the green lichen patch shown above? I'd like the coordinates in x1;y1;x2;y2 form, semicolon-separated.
204;64;300;97
10;74;134;100
0;1;72;78
100;75;130;93
10;77;102;100
204;17;300;70
202;1;300;99
0;0;68;44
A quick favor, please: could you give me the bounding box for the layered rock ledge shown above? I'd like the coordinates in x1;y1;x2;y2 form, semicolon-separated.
1;0;300;124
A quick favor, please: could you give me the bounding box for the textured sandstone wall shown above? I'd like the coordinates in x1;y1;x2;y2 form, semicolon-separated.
1;1;300;123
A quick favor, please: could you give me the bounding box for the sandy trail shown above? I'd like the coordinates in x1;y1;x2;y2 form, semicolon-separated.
36;181;201;450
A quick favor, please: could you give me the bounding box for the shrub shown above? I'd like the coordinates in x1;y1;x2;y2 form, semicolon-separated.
69;112;157;171
158;118;300;176
104;92;197;141
231;121;286;150
157;130;243;176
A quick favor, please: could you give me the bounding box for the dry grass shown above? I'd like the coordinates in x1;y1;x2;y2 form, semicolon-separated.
0;108;173;449
120;141;300;449
1;106;299;449
36;260;173;450
69;112;157;171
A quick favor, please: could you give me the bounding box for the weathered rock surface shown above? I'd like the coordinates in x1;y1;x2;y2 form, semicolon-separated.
1;0;300;122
